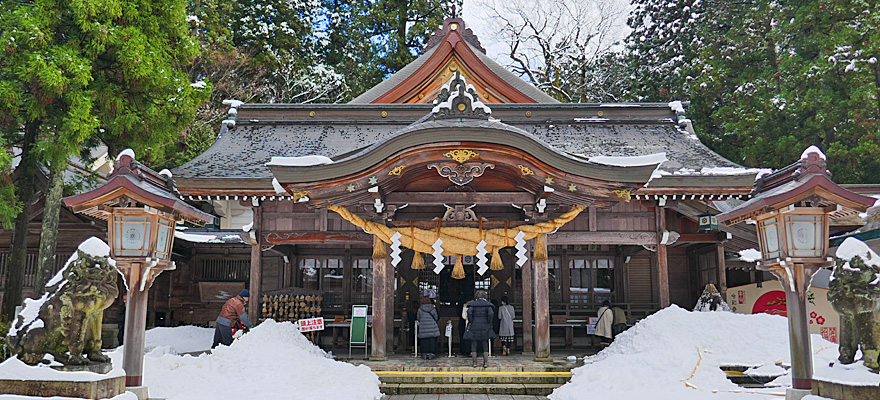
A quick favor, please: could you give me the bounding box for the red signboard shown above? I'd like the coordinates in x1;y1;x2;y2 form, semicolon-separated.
298;317;325;332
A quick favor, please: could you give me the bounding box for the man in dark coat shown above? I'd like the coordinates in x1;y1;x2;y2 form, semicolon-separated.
463;290;496;368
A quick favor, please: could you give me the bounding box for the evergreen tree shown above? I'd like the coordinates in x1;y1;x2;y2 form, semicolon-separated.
366;0;460;75
0;0;208;317
624;0;711;102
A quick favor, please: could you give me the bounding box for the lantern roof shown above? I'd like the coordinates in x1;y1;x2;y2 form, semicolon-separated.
63;150;214;225
717;148;876;224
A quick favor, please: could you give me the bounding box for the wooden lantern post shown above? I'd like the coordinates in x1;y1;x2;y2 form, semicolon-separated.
63;150;212;396
717;147;875;400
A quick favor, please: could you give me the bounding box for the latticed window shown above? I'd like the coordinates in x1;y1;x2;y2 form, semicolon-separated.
200;258;249;282
299;257;343;291
569;257;614;305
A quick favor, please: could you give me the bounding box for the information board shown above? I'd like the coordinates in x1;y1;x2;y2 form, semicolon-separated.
350;305;369;345
298;317;324;332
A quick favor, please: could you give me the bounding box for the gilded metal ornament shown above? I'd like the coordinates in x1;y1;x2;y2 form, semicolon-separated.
444;149;479;163
368;176;378;185
613;189;632;201
568;184;577;192
388;165;407;176
517;165;535;176
292;190;311;202
545;176;554;185
347;184;356;192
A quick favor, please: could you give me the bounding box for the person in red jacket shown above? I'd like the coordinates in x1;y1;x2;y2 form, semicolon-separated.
212;290;253;348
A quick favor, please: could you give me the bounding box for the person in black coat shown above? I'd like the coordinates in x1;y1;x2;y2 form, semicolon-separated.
463;290;496;368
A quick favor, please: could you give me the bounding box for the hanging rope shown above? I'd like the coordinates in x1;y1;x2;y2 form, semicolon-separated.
452;255;465;279
328;204;585;256
372;235;386;260
410;222;425;269
534;233;548;262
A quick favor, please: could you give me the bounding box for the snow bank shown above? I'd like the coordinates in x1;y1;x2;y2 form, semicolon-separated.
0;355;124;382
0;393;136;400
143;326;215;354
550;305;848;400
107;320;380;400
267;155;333;167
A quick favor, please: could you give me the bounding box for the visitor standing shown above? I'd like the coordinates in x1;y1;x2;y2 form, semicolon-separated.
498;296;515;356
213;289;252;348
611;304;627;338
595;300;613;345
464;290;496;368
417;297;440;359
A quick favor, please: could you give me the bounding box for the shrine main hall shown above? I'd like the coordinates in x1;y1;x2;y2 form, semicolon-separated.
132;19;791;357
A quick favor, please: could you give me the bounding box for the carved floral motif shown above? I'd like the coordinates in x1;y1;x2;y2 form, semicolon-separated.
517;165;535;176
428;162;494;186
444;149;479;163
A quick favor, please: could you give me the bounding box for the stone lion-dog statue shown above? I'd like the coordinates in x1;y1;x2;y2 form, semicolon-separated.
828;253;880;371
7;246;119;366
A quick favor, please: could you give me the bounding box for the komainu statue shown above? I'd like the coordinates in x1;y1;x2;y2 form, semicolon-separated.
7;242;119;366
828;250;880;371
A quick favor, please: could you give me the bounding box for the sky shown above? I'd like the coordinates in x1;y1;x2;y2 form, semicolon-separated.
461;0;633;67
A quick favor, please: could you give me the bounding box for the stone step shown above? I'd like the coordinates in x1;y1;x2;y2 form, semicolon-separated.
377;372;570;385
381;383;561;396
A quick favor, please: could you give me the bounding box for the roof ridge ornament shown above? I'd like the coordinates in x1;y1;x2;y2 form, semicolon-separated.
424;17;485;54
432;71;492;119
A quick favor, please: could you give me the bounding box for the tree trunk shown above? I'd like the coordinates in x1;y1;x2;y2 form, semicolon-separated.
35;163;65;292
1;121;39;322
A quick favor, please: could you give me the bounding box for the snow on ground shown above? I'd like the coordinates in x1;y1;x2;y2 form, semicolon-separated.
143;325;214;354
0;394;136;400
550;305;874;400
106;320;381;400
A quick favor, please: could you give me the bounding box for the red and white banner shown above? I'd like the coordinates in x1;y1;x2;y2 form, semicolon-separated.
298;317;325;332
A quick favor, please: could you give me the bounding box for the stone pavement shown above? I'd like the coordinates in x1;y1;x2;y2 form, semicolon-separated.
346;350;590;370
382;395;548;400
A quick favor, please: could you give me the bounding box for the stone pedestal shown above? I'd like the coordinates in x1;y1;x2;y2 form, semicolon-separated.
786;388;812;400
51;362;113;374
813;379;880;400
127;385;150;400
0;375;125;399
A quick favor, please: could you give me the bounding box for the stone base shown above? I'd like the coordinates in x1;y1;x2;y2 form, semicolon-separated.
813;379;880;400
127;385;150;400
0;375;125;399
51;362;113;374
786;388;812;400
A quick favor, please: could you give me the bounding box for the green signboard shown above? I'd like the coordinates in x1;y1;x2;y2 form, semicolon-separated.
350;305;368;344
349;305;369;358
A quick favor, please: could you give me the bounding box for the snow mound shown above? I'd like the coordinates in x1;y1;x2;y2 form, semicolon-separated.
144;325;215;354
550;305;841;400
267;155;334;167
108;320;380;400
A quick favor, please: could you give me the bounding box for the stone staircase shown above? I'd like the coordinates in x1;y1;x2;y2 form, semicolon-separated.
374;365;572;396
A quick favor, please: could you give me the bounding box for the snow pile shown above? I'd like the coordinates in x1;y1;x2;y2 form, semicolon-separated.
800;145;827;160
267;155;334;167
143;326;215;354
272;177;289;194
550;305;845;400
107;320;381;400
0;355;125;382
115;148;135;161
587;153;667;167
668;100;685;113
834;237;880;284
738;248;762;262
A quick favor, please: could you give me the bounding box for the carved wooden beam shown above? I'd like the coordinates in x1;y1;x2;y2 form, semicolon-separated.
546;231;658;246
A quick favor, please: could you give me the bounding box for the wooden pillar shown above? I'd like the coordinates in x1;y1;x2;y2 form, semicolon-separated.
533;235;551;361
371;243;388;360
716;242;728;299
522;252;534;353
122;262;148;388
385;255;394;353
655;205;670;308
248;204;262;320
